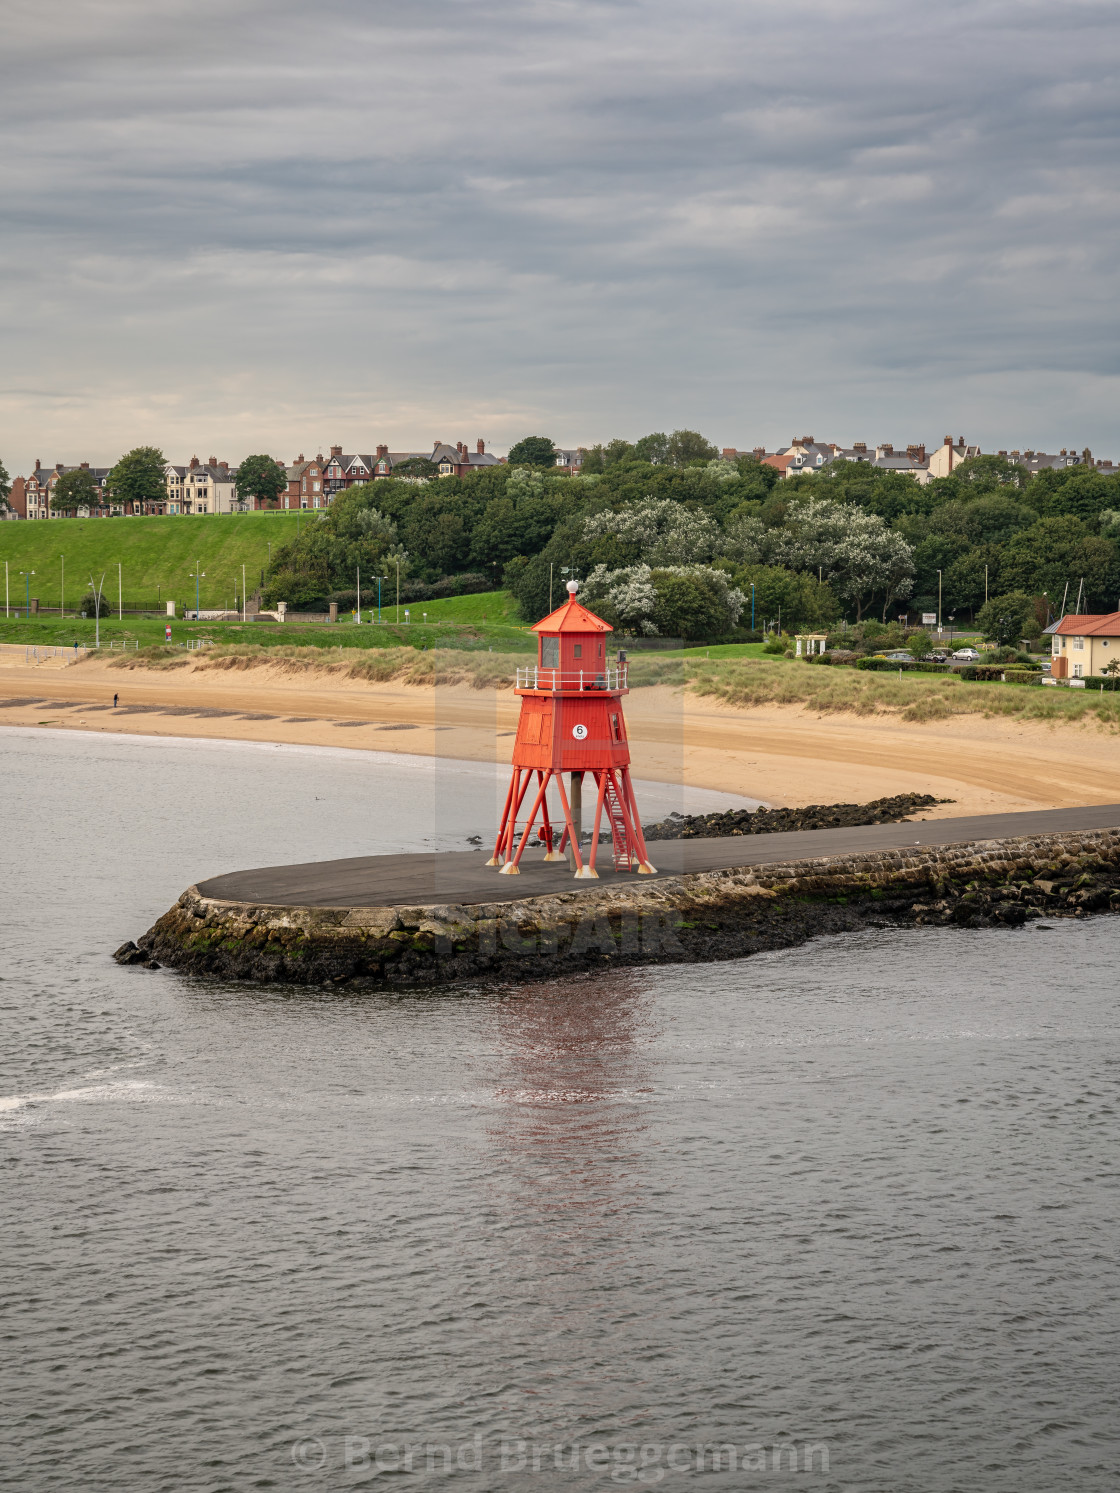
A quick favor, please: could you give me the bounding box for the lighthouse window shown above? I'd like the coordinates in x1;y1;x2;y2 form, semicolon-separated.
541;636;559;668
574;644;583;659
610;713;622;743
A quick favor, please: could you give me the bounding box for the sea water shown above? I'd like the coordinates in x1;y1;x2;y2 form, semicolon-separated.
2;728;1117;1490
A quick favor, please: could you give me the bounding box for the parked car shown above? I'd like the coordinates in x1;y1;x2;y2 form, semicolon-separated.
881;651;915;662
928;651;949;663
952;647;980;662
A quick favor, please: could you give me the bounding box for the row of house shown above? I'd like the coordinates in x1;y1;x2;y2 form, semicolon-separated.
8;433;1118;518
7;440;505;518
720;435;1120;484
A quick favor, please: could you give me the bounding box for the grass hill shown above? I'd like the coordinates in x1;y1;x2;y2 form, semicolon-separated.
0;512;306;611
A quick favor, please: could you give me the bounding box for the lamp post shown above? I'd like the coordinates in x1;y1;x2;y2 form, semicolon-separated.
118;560;123;620
21;569;35;618
88;573;105;647
4;559;8;618
374;574;385;622
937;570;942;635
356;566;361;623
60;555;64;619
751;583;755;632
189;563;205;620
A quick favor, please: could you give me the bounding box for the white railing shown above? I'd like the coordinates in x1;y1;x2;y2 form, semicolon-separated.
514;663;628;691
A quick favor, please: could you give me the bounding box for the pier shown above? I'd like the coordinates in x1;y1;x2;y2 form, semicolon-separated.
118;804;1120;987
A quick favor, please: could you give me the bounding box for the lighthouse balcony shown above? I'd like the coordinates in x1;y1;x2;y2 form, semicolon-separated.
514;663;629;693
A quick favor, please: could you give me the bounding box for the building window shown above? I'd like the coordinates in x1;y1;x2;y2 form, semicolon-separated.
1073;662;1083;677
312;481;320;492
1073;637;1085;650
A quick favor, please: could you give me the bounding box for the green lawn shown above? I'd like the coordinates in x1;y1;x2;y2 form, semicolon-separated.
0;512;307;612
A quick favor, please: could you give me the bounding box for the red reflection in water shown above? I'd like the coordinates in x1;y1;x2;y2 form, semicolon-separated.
482;973;659;1244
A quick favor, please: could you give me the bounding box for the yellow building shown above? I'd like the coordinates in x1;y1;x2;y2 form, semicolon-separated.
1050;613;1120;679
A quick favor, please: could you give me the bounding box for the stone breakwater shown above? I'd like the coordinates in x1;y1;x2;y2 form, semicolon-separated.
114;827;1120;988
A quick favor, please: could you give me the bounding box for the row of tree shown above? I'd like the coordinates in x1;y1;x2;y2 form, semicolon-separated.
258;436;1120;638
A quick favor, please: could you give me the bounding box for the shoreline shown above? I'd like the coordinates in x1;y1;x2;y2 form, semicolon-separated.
5;649;1120;817
119;818;1120;989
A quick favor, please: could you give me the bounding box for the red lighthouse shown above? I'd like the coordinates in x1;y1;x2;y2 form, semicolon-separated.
488;581;656;879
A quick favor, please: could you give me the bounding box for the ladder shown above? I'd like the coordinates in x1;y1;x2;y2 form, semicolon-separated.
604;774;634;870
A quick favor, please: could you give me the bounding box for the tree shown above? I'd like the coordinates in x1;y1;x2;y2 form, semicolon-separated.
953;454;1030;492
666;429;718;467
580;563;743;638
50;468;100;512
107;446;166;510
774;498;915;621
632;432;670;465
506;435;556;468
77;590;110;618
583;498;719;565
976;591;1037;645
0;455;10;510
236;454;287;508
392;457;438;478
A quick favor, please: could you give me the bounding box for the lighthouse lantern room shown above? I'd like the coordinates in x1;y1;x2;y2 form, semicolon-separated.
488;581;656;878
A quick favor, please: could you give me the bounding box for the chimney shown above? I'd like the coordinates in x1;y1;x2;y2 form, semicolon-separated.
753;446;766;458
80;461;89;469
853;442;867;454
218;460;228;471
943;436;953;446
1060;448;1067;455
190;455;199;469
208;456;217;467
998;450;1007;457
907;444;926;463
880;443;893;456
315;453;324;464
957;437;964;447
377;444;388;458
330;445;342;458
477;439;485;454
34;458;41;471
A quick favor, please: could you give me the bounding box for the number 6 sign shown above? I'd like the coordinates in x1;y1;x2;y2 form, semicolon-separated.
571;723;588;740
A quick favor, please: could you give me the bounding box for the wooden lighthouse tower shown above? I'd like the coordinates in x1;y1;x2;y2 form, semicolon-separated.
488;581;656;879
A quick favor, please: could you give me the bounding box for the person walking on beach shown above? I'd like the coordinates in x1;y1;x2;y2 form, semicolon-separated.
113;693;118;709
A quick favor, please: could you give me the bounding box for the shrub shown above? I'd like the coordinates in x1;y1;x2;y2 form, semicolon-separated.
1081;677;1120;691
77;591;111;618
958;664;1040;682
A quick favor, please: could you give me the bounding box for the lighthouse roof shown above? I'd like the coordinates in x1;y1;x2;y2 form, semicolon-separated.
531;593;613;635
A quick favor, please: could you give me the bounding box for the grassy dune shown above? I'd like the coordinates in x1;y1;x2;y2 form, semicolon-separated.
0;512;306;611
94;643;1120;726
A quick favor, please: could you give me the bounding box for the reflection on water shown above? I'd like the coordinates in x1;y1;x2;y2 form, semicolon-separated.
3;730;1120;1491
485;975;656;1247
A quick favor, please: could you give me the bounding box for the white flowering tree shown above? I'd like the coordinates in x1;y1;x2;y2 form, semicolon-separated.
583;497;720;565
773;499;914;621
581;563;744;639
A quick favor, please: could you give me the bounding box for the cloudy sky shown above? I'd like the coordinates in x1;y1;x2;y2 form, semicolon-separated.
2;0;1118;471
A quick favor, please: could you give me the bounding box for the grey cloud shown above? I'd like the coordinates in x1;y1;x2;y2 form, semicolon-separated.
1;0;1119;468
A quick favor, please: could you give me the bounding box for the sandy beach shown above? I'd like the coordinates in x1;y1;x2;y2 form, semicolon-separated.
2;644;1118;817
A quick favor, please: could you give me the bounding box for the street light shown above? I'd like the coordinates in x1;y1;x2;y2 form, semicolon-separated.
936;570;943;635
188;563;206;620
88;572;106;648
20;569;35;619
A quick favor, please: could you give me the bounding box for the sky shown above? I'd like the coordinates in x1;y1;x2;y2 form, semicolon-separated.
1;0;1119;473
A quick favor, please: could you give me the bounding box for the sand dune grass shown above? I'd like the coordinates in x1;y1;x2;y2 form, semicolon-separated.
99;642;1120;726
